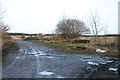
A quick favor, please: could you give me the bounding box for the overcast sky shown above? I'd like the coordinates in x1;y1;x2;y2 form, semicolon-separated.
0;0;119;34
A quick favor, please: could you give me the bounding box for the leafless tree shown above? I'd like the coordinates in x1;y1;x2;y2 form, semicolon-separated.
87;11;105;43
0;12;9;46
56;17;90;39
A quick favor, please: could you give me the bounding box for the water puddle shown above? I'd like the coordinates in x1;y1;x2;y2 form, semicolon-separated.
24;51;28;54
34;54;39;57
91;68;98;71
108;68;118;72
30;51;38;54
107;60;114;63
48;53;52;55
56;76;64;78
38;71;54;76
19;49;23;52
27;49;48;56
19;49;24;53
39;53;46;56
47;57;54;58
100;62;107;64
88;62;99;65
16;57;19;59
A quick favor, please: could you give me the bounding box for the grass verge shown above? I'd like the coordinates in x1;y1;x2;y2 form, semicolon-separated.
2;41;17;61
31;40;119;56
43;41;95;54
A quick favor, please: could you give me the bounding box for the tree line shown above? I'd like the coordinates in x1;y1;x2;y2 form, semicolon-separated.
9;33;37;36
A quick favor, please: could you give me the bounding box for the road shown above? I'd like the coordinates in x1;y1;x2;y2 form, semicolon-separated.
2;41;119;78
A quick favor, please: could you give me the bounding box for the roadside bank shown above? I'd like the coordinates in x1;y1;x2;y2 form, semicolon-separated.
2;41;17;61
31;41;119;56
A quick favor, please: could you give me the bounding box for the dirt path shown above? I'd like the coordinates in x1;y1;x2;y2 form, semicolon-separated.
2;41;119;78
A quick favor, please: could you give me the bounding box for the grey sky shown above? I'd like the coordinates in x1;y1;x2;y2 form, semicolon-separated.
1;0;119;34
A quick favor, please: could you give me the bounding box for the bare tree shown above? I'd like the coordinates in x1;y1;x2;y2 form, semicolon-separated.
87;11;105;43
0;12;9;46
56;17;90;39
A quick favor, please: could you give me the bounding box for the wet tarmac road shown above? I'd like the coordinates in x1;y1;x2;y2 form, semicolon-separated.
2;41;119;78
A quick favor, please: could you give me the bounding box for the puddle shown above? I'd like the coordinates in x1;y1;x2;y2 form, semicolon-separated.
24;51;28;54
34;54;39;57
107;60;114;63
38;71;54;76
91;68;98;71
34;53;47;56
28;52;31;54
28;51;38;54
108;68;118;72
99;61;108;64
16;57;19;59
88;62;99;65
19;49;23;52
48;53;52;55
56;76;64;78
100;62;107;64
28;50;47;56
39;53;46;56
47;57;54;58
19;49;25;53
